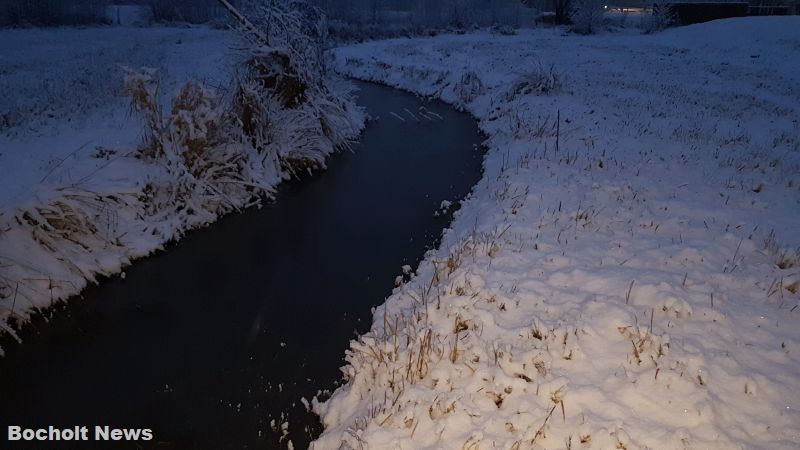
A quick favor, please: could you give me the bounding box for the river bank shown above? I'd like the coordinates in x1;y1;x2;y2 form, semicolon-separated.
314;17;800;449
0;81;486;449
0;26;364;340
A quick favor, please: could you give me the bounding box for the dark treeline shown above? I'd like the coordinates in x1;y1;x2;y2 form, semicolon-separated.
0;0;537;30
1;0;107;25
314;0;534;28
314;0;538;39
0;0;224;26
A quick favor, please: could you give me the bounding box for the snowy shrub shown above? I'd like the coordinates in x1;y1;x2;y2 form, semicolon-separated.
237;0;329;83
167;81;225;170
224;0;364;173
644;2;677;33
505;63;562;100
122;67;163;159
570;0;605;34
124;68;270;218
231;53;360;175
123;1;364;219
454;71;485;105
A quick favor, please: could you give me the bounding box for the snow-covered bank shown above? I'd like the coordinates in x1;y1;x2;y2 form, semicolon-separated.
0;26;364;341
314;18;800;449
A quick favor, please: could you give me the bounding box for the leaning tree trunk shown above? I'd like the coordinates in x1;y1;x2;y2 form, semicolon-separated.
216;0;271;47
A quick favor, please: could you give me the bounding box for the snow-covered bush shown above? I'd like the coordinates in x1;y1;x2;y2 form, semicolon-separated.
124;68;269;220
122;67;162;158
505;63;562;100
226;0;363;171
231;50;361;175
454;71;485;106
167;81;226;171
123;0;364;221
644;2;677;33
570;0;605;34
232;0;329;81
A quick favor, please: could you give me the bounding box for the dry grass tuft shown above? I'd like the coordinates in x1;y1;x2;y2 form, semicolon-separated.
505;63;562;99
776;250;798;270
122;67;163;159
454;71;485;105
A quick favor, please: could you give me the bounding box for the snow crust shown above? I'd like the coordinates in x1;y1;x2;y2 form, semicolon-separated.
314;17;800;449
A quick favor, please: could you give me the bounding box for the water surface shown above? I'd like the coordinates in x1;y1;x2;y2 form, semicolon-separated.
0;81;484;449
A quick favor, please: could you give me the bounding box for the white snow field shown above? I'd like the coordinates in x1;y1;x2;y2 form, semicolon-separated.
313;18;800;449
0;26;364;340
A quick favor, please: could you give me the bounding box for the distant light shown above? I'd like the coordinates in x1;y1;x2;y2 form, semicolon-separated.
604;5;609;8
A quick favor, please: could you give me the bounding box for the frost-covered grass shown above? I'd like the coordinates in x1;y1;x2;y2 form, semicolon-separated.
313;17;800;449
0;26;365;341
0;26;236;206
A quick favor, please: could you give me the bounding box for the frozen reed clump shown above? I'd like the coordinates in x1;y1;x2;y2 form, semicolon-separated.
505;63;562;100
123;0;366;223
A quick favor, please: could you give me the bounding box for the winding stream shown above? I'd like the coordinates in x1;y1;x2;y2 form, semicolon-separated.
0;81;484;449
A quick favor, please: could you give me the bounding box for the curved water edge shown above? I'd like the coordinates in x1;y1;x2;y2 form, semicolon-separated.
0;81;486;449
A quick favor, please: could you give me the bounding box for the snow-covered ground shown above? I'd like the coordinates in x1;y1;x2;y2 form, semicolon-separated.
0;26;364;340
313;18;800;449
0;26;236;208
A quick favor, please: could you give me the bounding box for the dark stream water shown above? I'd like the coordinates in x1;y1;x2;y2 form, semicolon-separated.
0;81;484;449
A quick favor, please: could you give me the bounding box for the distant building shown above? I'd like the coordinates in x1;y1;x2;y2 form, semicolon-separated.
603;0;796;17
